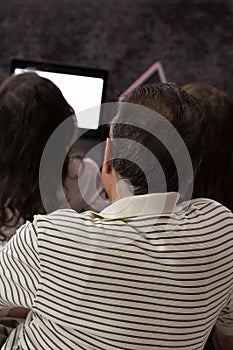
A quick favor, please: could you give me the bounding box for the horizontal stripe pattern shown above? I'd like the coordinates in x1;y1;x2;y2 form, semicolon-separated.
1;197;233;349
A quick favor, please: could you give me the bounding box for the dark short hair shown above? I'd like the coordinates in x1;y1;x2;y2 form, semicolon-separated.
184;83;233;210
111;83;206;196
0;73;74;241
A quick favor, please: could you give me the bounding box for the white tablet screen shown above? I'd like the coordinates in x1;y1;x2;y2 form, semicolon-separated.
14;68;104;130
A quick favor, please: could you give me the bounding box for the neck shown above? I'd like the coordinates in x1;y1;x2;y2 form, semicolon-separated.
111;177;134;202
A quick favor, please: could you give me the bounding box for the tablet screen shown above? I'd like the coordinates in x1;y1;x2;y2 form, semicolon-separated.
11;60;108;133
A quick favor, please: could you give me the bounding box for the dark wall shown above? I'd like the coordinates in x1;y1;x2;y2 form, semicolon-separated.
0;0;233;101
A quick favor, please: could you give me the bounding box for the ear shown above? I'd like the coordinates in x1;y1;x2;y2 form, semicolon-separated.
102;138;118;202
102;138;113;175
102;138;113;199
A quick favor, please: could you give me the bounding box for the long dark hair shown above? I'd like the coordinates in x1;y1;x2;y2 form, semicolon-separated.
184;83;233;211
0;73;74;241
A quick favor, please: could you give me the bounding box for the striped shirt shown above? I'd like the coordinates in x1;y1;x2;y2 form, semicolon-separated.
0;192;233;349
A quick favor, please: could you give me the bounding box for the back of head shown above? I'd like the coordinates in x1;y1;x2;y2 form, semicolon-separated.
0;73;74;237
111;83;206;198
184;83;233;211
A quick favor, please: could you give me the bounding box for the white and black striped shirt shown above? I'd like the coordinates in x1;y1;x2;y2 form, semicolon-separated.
0;193;233;349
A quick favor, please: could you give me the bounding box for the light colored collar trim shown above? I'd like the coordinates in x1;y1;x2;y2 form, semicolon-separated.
99;192;180;219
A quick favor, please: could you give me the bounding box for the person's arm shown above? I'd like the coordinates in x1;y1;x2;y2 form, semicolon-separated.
6;307;29;318
212;326;233;350
213;292;233;350
0;221;40;310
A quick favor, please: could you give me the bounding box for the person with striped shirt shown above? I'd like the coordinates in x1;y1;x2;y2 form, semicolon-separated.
0;83;233;349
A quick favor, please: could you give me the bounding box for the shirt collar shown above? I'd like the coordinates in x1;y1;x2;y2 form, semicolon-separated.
99;192;180;219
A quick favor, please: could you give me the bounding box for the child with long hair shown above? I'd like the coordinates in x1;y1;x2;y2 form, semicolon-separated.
0;72;105;345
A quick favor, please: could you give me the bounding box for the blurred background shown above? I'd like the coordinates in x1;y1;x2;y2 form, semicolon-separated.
0;0;232;102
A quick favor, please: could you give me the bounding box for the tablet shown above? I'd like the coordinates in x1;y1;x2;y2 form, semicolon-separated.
11;59;108;137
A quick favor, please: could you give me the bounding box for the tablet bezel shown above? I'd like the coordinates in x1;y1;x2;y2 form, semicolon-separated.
10;58;108;138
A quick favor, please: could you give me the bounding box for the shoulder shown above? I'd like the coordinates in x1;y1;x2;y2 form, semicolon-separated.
33;209;98;233
189;197;232;215
182;197;233;230
32;209;115;249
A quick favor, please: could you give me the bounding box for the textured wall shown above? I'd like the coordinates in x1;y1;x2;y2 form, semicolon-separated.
0;0;232;101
